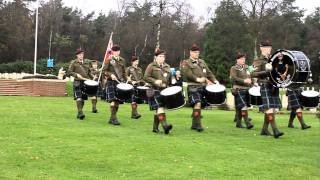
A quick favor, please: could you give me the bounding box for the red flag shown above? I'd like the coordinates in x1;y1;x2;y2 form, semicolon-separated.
103;32;113;64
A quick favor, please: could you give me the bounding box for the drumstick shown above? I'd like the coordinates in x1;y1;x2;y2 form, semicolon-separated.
126;75;132;84
114;79;121;84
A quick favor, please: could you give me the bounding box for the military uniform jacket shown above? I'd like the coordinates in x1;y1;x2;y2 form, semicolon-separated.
180;58;217;86
126;66;145;84
251;55;270;84
230;64;251;90
103;56;127;82
144;61;171;89
68;59;93;81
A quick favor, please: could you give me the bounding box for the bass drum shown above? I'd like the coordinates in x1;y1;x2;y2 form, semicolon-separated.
83;80;99;96
269;49;311;89
299;90;320;108
204;84;226;105
160;86;185;110
116;83;134;102
248;86;262;106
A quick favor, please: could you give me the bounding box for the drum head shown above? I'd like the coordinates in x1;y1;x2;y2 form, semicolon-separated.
160;86;182;96
249;86;261;96
137;86;149;90
205;84;226;93
301;90;320;98
84;80;98;86
116;83;133;90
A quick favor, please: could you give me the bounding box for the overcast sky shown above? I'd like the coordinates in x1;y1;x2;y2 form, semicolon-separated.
59;0;319;19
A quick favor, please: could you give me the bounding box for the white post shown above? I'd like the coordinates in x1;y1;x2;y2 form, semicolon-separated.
33;0;39;75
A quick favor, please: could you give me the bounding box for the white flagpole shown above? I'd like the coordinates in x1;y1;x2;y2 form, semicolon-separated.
33;0;39;75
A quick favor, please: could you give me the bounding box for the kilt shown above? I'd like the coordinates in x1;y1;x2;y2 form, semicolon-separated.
73;80;88;100
287;89;302;110
234;89;250;110
260;83;282;110
187;85;208;107
148;90;163;111
105;80;119;103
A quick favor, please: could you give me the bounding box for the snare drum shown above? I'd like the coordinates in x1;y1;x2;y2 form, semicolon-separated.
83;80;99;96
248;86;262;106
160;86;185;110
299;90;320;108
204;84;226;105
116;83;134;102
136;86;150;101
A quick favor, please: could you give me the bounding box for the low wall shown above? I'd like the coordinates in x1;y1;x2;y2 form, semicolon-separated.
19;79;66;96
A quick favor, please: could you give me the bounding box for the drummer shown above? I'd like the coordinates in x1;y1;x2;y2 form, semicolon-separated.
180;44;219;132
251;40;284;138
144;48;173;134
230;52;254;129
68;48;93;120
89;60;102;113
126;56;145;119
287;88;311;130
103;45;127;125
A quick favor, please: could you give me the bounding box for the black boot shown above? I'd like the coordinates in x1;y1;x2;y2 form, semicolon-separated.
242;110;254;129
269;114;284;139
288;110;296;128
192;109;203;132
76;101;85;120
297;112;311;130
236;109;244;128
191;110;198;130
131;103;141;119
158;113;172;134
152;115;160;133
260;114;271;136
92;99;98;113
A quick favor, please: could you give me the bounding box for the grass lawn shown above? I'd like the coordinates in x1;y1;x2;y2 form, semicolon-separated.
0;96;319;179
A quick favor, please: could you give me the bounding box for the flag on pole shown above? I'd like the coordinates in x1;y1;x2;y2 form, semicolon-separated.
103;32;113;64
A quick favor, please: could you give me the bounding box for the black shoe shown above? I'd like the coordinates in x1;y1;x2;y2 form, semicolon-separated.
164;124;173;134
92;109;98;113
236;124;244;128
246;124;254;129
77;113;85;120
260;129;271;136
274;131;284;139
152;129;160;133
109;119;121;125
131;114;141;119
302;124;311;130
197;126;204;132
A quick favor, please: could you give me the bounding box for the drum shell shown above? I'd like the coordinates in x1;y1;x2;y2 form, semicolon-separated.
135;86;149;101
116;86;133;102
160;87;185;110
205;90;226;105
83;81;98;96
299;94;319;108
250;95;262;106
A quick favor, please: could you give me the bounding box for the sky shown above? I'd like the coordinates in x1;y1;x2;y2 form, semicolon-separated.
58;0;319;19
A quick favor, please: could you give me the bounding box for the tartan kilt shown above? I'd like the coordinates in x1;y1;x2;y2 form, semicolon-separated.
287;89;302;110
148;90;163;111
234;89;250;110
105;80;121;103
260;83;282;110
73;80;88;100
187;85;205;106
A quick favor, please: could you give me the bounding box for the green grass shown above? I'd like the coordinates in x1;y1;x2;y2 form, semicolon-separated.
0;96;319;179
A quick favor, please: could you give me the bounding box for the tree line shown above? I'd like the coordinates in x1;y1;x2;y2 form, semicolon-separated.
0;0;319;84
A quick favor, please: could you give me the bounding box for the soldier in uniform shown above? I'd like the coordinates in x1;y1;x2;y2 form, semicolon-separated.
180;44;219;132
126;56;144;119
68;49;93;120
251;40;284;138
103;45;127;125
230;52;254;129
89;60;101;113
287;89;311;130
144;49;173;134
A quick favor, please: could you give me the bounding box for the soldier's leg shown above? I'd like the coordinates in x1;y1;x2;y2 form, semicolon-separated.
268;109;284;138
157;108;172;134
296;108;311;130
288;109;296;128
192;102;203;132
152;112;160;133
109;101;120;125
91;96;98;113
241;107;253;129
131;102;141;119
76;98;85;120
235;108;244;128
261;109;272;136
